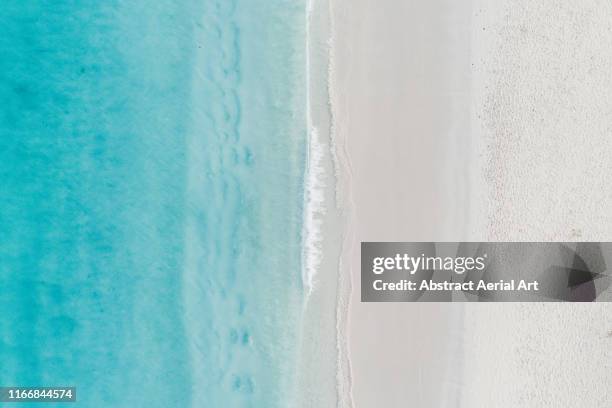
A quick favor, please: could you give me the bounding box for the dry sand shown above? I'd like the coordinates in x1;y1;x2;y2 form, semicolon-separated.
463;2;612;407
330;0;612;407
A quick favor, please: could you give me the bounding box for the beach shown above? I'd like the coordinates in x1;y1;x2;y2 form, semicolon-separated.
4;0;612;406
329;0;612;407
464;2;612;406
330;0;474;406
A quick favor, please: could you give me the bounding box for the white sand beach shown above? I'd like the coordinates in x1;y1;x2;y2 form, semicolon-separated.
329;0;612;407
330;0;474;406
463;2;612;406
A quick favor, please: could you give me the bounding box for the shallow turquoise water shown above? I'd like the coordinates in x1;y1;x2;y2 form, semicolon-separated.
0;1;306;406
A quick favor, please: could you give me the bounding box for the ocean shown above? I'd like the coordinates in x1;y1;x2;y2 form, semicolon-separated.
0;0;307;406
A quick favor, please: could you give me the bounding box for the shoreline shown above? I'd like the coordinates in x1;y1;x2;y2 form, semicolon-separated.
295;0;344;406
327;0;355;406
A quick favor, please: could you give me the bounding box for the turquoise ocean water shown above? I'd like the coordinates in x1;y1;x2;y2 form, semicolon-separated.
0;1;307;406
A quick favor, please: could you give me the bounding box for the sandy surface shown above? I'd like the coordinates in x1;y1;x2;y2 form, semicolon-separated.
330;0;612;407
463;2;612;407
330;0;474;406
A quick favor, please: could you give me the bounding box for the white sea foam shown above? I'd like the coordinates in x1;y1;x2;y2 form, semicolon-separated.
301;129;326;293
301;109;326;297
301;0;327;296
300;1;356;407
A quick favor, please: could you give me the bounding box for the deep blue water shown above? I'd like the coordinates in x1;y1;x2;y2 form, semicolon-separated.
0;1;306;406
